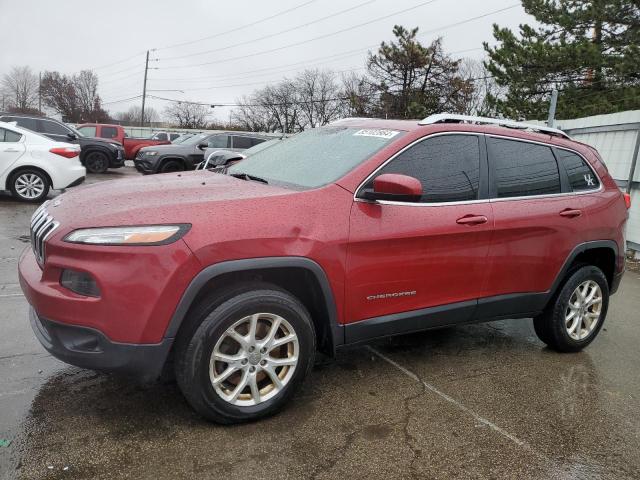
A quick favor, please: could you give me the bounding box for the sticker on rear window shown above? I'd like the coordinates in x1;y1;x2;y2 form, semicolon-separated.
353;129;400;139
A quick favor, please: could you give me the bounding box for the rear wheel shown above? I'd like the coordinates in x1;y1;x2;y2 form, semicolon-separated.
9;169;50;202
159;159;184;173
84;151;109;173
174;285;315;424
533;265;609;352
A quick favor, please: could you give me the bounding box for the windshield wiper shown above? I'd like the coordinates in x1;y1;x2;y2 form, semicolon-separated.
228;172;269;184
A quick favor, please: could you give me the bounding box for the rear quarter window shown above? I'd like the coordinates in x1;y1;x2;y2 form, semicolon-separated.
556;149;600;191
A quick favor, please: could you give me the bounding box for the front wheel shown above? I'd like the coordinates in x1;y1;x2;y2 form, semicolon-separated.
174;286;316;423
533;265;609;352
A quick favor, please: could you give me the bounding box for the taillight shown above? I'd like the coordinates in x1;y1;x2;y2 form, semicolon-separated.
623;192;631;209
49;147;80;158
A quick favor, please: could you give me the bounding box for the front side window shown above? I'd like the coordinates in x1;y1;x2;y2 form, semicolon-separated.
100;126;118;139
77;126;96;137
370;134;480;203
556;150;600;191
227;126;404;189
40;120;69;136
208;135;229;148
0;128;22;142
489;137;560;198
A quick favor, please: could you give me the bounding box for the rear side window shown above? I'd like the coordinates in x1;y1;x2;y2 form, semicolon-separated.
374;134;481;203
489;138;560;198
100;126;118;139
0;128;22;142
12;117;38;132
556;150;600;191
40;120;70;135
169;133;179;141
232;136;253;149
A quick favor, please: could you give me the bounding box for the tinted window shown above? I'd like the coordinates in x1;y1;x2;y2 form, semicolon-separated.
100;126;118;139
208;135;229;148
373;134;480;203
489;138;560;198
232;136;253;149
154;133;168;141
40;120;70;135
250;137;266;147
0;128;22;142
12;117;38;131
77;126;96;137
169;133;180;141
557;150;600;191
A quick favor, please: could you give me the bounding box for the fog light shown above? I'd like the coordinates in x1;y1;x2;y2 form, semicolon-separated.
60;269;101;297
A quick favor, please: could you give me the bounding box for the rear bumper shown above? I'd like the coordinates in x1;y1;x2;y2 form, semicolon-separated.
30;308;172;381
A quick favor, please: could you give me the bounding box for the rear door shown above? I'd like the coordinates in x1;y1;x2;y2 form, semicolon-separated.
0;127;26;177
345;133;493;326
482;136;590;309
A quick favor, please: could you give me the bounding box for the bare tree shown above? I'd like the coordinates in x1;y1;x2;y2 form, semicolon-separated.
164;101;209;128
295;69;343;129
231;96;276;132
74;70;100;114
1;66;39;113
341;72;379;117
116;105;158;125
41;70;109;122
456;59;503;116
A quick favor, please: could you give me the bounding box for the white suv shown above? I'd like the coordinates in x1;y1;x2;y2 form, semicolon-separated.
0;122;85;202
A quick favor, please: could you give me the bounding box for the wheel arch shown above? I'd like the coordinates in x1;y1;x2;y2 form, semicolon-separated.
5;165;53;191
158;156;186;170
549;240;619;300
80;145;111;162
165;257;344;357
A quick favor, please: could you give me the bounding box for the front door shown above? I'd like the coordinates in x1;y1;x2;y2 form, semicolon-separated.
345;133;493;329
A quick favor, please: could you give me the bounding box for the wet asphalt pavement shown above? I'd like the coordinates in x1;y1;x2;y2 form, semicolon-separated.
1;168;640;479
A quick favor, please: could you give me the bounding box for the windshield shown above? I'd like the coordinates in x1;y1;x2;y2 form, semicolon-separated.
172;134;192;144
68;125;84;137
181;133;210;146
227;127;404;188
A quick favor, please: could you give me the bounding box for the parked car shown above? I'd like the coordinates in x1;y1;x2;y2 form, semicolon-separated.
0;122;85;202
0;114;124;174
134;131;270;174
200;137;283;170
76;123;170;161
19;114;630;424
151;131;181;142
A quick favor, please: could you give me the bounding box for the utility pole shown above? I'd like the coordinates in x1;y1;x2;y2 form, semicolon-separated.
140;50;150;127
547;89;558;128
38;72;42;114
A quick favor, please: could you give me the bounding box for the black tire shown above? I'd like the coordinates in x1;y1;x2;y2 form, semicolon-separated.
9;169;50;203
174;283;316;424
159;159;184;173
533;265;609;352
84;151;109;173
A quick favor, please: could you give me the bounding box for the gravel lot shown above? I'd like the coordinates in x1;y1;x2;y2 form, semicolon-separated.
2;167;640;479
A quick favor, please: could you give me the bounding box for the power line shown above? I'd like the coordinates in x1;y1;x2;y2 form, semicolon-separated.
92;51;147;71
159;0;443;70
155;0;317;52
102;95;143;105
160;0;377;62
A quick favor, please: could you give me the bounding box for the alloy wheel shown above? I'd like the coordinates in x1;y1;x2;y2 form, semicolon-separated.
15;173;45;200
565;280;603;341
209;313;299;406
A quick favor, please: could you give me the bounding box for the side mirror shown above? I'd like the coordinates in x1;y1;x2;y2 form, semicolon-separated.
361;173;422;202
66;132;77;140
213;153;244;167
197;142;208;150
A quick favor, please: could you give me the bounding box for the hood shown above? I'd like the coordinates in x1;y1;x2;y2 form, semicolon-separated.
139;143;195;154
46;171;294;229
79;136;121;148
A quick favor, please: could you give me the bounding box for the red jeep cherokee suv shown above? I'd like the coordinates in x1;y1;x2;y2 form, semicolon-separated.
19;115;629;423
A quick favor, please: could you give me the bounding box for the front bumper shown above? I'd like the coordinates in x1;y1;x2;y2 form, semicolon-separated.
30;308;171;381
109;148;126;168
134;155;158;174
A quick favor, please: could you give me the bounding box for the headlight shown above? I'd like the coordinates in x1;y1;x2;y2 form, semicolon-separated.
144;151;158;156
64;225;190;245
109;143;121;149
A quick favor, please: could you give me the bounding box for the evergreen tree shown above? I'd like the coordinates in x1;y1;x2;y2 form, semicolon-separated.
484;0;640;119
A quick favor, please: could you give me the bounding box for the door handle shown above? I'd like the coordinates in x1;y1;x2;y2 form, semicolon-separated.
559;208;582;218
3;148;20;152
456;215;488;225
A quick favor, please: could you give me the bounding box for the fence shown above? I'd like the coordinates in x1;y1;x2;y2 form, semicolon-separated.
554;110;640;252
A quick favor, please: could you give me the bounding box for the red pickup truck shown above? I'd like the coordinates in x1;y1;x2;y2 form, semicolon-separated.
76;124;170;160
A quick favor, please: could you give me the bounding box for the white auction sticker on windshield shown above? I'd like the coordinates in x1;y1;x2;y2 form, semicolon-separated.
353;129;400;139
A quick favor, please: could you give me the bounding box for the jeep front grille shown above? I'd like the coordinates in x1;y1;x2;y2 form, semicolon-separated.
30;203;59;266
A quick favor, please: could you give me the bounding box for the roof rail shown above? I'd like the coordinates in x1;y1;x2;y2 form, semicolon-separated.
419;113;571;140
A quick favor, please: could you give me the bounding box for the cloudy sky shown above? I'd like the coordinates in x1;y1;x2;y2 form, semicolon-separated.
0;0;532;122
